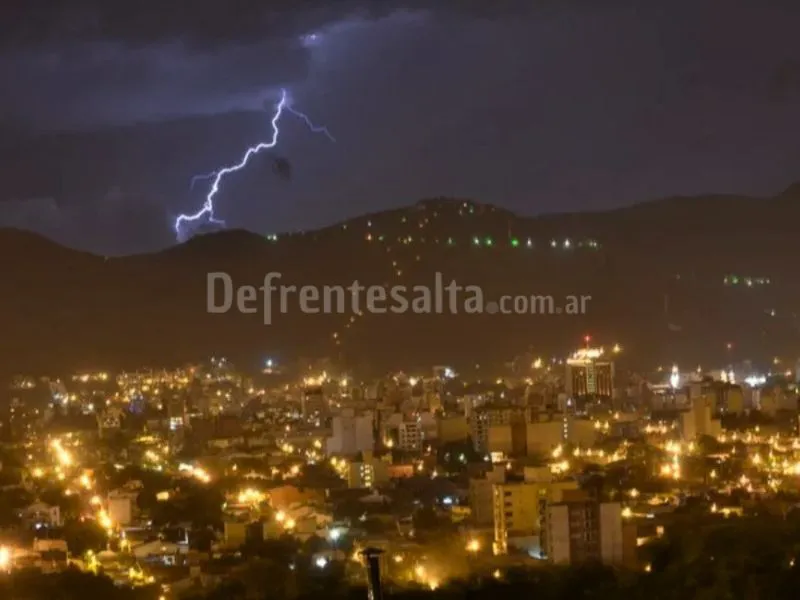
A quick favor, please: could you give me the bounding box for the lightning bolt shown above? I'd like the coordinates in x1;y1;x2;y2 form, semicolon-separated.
175;89;333;240
284;106;336;142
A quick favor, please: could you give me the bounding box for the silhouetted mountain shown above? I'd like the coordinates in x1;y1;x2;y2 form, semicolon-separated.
3;188;799;377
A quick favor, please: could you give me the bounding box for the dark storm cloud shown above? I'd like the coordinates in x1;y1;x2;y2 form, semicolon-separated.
0;0;529;49
0;38;308;129
0;0;530;129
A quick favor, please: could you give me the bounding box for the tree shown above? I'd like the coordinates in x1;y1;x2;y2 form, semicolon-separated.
189;526;217;552
412;506;441;533
438;439;481;471
0;487;33;526
60;519;108;555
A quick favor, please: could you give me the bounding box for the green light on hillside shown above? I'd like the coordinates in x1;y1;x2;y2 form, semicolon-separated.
485;237;493;246
510;238;520;247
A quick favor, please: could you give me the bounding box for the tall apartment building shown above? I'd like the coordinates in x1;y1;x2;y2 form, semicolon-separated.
398;420;422;451
469;465;507;526
326;414;375;456
680;396;721;440
491;478;579;555
470;407;530;454
544;500;635;566
345;453;389;489
302;386;328;417
565;347;614;400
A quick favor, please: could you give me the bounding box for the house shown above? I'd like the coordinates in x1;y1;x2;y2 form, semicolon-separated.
21;502;62;528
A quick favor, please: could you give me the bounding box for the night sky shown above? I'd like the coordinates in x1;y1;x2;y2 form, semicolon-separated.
1;0;799;255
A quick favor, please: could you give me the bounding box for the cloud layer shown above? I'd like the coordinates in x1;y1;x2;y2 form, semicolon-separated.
0;0;531;129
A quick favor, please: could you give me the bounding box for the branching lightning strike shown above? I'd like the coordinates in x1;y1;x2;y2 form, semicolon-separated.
175;89;333;240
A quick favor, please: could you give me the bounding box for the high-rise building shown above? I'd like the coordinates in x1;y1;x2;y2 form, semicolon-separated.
167;395;186;431
469;465;507;526
398;420;422;451
492;482;539;555
345;454;389;489
565;347;615;400
544;500;635;566
680;395;721;440
470;407;530;454
491;478;579;555
326;414;374;456
302;385;328;417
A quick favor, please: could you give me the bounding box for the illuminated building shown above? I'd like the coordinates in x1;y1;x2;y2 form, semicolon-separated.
470;407;530;454
487;422;527;456
398;420;422;452
525;417;597;455
544;499;635;566
326;414;374;456
344;454;389;489
565;347;614;400
301;384;328;417
21;502;62;528
437;415;469;443
756;387;796;416
492;482;539;555
679;396;721;440
167;396;186;431
107;489;137;526
492;478;579;555
97;407;123;434
469;465;506;526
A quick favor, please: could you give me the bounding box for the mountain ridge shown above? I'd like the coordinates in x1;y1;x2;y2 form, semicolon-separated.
3;185;800;378
4;181;799;259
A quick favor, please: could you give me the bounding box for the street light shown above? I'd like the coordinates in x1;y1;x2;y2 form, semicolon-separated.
466;539;480;553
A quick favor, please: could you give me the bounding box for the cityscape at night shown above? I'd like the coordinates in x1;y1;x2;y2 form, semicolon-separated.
3;2;800;600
